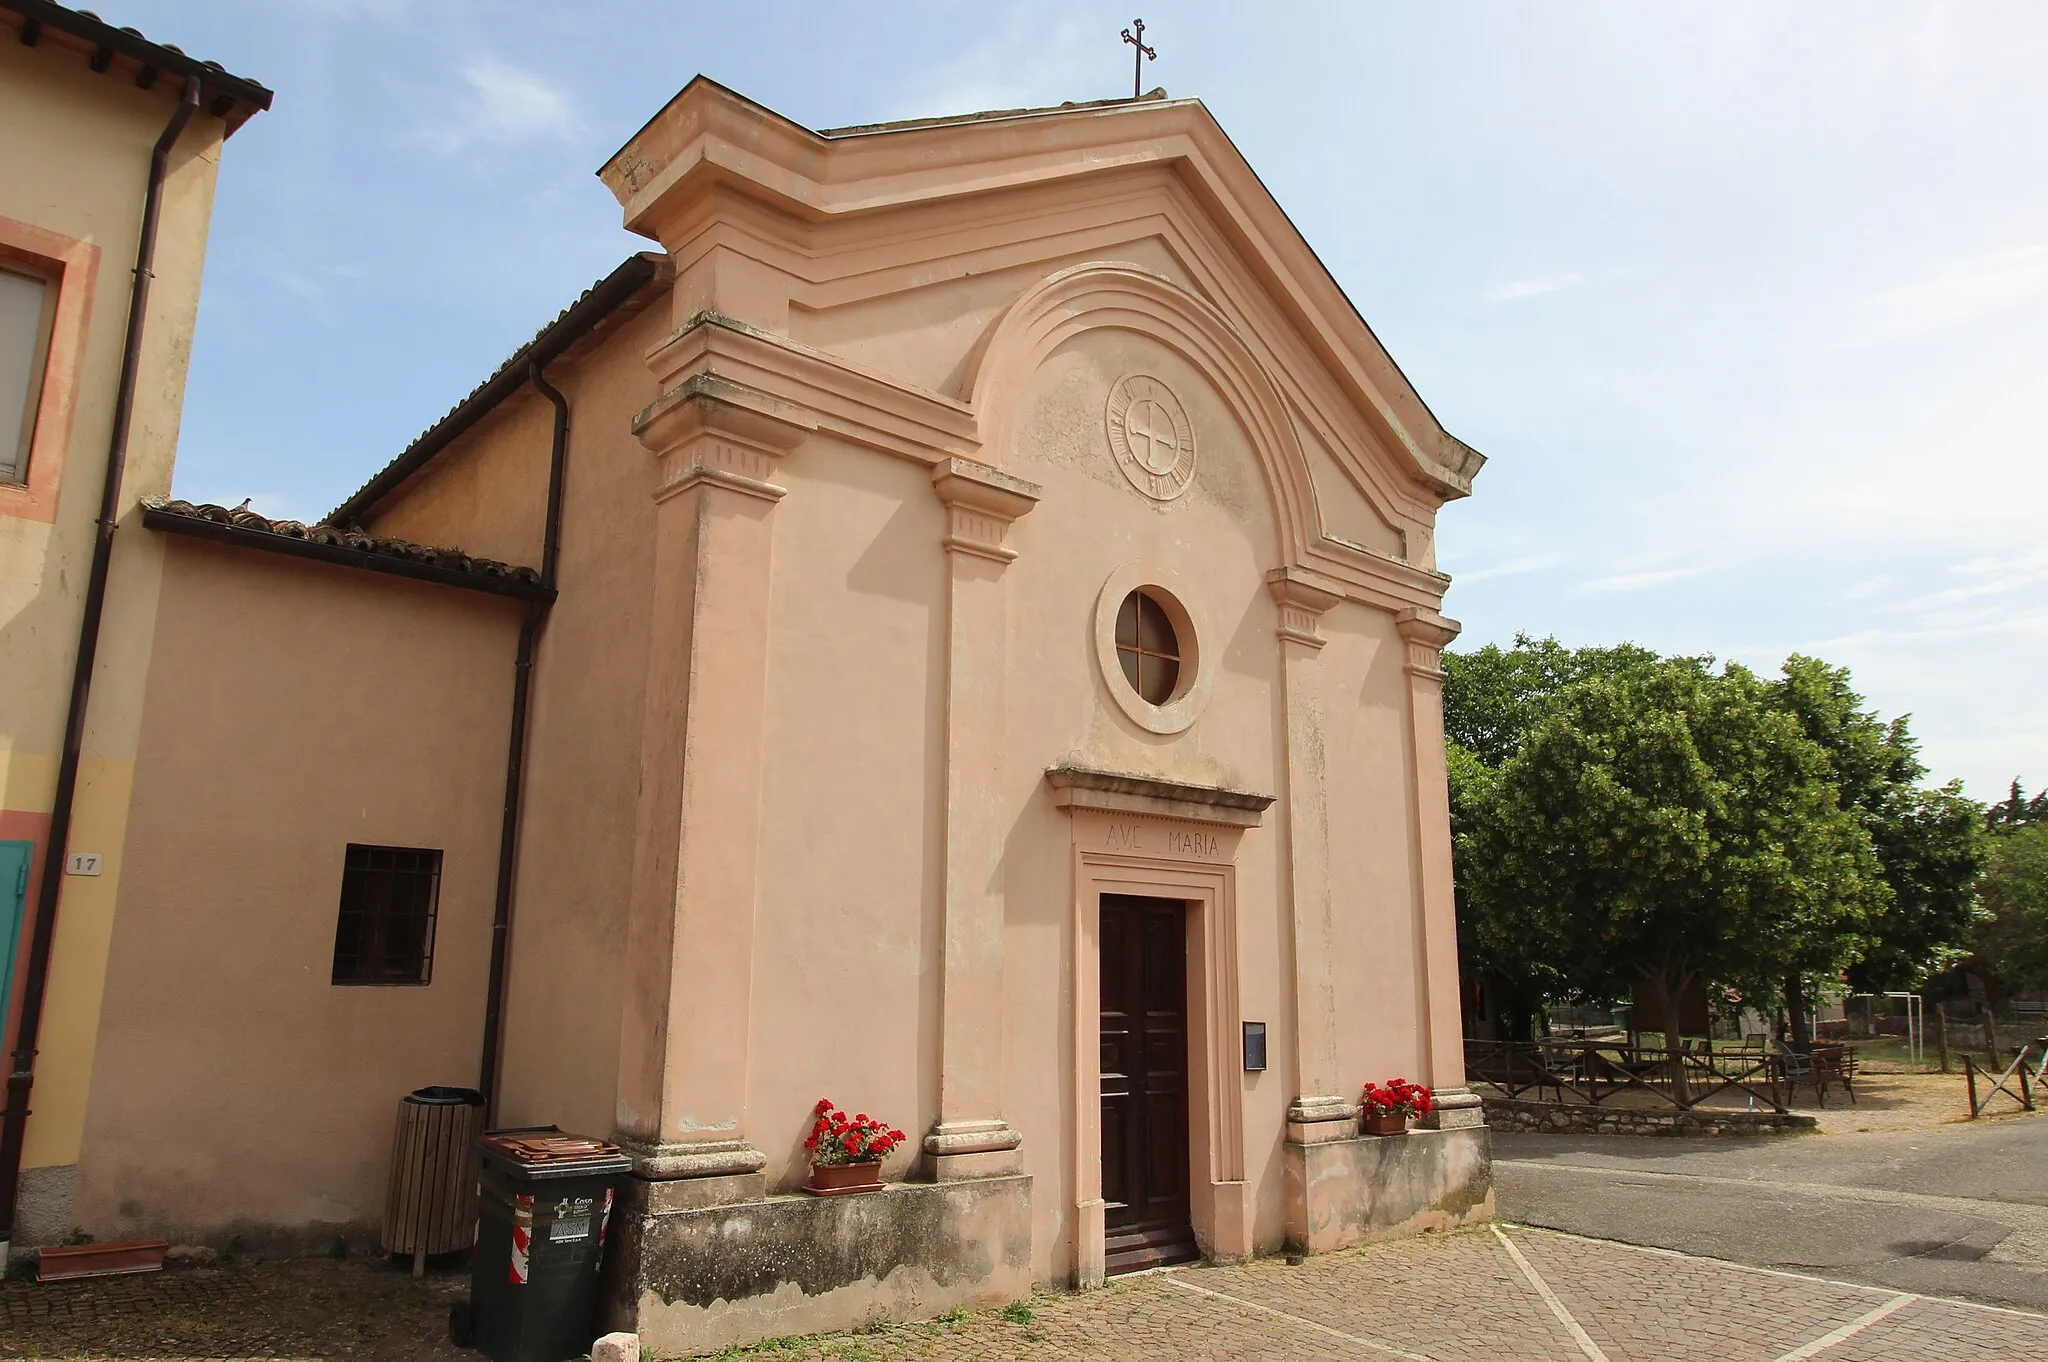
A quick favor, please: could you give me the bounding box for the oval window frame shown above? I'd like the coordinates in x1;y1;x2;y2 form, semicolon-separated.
1092;562;1215;735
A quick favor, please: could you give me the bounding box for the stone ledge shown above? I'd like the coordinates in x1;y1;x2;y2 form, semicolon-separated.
1481;1096;1818;1137
604;1174;1032;1357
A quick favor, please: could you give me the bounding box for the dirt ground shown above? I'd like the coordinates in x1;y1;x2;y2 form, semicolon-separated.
1791;1068;2036;1134
2;1254;473;1362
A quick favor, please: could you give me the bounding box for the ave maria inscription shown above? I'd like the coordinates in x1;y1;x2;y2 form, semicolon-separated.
1102;821;1222;860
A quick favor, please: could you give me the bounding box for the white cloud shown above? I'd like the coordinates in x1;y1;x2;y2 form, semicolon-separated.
1576;567;1701;594
1847;242;2048;345
420;57;584;155
1484;272;1585;304
1451;553;1569;584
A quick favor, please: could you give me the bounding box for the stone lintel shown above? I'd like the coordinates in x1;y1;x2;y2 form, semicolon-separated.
1045;764;1274;828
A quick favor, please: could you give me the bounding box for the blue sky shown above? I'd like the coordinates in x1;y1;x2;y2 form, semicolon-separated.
145;1;2046;801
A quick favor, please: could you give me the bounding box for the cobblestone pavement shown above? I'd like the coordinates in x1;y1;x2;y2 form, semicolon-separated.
6;1226;2046;1361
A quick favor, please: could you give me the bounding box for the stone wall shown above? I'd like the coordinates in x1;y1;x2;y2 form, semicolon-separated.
603;1174;1034;1357
1282;1126;1494;1255
1481;1097;1816;1137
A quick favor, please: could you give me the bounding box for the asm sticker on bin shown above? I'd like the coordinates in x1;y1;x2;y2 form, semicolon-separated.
549;1195;595;1242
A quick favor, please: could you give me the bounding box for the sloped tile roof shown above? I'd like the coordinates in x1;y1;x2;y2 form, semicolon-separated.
144;498;548;599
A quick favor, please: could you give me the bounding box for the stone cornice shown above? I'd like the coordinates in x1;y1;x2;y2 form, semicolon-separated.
647;312;978;466
1045;764;1274;828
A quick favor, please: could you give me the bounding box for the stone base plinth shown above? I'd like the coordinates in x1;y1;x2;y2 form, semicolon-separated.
602;1174;1033;1357
1282;1125;1493;1255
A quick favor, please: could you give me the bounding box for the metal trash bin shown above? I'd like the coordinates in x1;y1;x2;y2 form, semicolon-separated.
381;1086;487;1274
450;1126;632;1362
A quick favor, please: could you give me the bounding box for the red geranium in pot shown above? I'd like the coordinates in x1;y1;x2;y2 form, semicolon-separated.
1360;1078;1433;1136
802;1099;908;1195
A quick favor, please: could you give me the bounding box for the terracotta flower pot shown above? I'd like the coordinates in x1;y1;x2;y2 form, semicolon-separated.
1362;1109;1409;1137
804;1160;884;1196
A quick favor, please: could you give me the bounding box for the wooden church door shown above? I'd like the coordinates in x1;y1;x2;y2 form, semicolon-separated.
1099;893;1197;1272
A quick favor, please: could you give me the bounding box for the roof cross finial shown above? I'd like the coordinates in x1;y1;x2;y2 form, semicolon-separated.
1120;18;1156;100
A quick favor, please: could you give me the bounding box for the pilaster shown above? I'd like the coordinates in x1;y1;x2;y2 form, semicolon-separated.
613;379;811;1196
1395;605;1469;1109
925;458;1040;1179
1266;567;1354;1145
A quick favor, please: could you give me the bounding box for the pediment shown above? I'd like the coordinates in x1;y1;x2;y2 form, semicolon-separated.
600;79;1485;523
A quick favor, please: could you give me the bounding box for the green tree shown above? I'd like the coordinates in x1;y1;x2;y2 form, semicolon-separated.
1973;823;2048;992
1987;779;2048;832
1443;635;1662;770
1767;657;1987;1018
1442;635;1662;1036
1460;659;1889;1069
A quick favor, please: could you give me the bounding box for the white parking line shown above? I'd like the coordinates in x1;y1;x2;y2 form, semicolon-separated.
1505;1220;2048;1321
1770;1293;1919;1361
1492;1225;1612;1362
1162;1275;1437;1361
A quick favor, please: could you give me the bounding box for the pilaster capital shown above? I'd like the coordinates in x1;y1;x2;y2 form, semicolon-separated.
634;375;815;504
1394;607;1461;680
931;457;1040;563
1266;566;1346;649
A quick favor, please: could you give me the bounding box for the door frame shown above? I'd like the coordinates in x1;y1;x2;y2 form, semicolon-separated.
1066;813;1249;1286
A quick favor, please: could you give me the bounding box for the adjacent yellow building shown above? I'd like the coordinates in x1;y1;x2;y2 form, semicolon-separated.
0;0;268;1247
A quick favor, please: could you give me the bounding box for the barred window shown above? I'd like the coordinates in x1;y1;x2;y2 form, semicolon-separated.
331;844;441;985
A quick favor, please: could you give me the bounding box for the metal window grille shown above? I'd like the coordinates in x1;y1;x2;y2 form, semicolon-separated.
331;844;442;986
1115;589;1181;705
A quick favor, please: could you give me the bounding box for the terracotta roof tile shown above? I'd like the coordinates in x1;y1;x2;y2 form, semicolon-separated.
144;498;546;596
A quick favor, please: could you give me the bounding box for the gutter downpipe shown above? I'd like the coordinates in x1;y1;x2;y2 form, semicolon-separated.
477;361;570;1122
0;77;201;1245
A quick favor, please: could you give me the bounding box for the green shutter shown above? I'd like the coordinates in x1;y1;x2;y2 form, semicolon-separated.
0;841;31;1047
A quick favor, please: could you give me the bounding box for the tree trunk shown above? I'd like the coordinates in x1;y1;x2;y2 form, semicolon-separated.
1653;965;1691;1105
1935;1002;1950;1074
1784;973;1812;1049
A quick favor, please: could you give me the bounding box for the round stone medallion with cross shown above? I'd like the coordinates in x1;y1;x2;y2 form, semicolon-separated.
1105;373;1197;502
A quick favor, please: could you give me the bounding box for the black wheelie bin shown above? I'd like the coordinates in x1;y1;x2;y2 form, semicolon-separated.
449;1127;632;1362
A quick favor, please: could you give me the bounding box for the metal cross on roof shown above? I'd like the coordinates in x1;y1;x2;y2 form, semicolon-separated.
1121;18;1157;100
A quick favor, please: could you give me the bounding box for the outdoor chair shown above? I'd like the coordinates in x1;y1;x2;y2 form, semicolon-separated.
1774;1040;1856;1106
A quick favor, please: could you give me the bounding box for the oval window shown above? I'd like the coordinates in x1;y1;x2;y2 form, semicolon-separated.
1114;589;1181;705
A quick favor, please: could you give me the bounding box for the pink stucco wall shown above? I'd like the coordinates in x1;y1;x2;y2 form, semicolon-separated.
72;542;520;1243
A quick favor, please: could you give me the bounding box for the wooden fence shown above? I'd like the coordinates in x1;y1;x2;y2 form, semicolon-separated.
1464;1037;1808;1113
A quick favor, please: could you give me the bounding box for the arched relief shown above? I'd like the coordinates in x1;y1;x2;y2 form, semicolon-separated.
968;261;1327;573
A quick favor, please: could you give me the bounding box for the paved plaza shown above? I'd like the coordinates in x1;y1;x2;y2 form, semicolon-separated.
8;1221;2048;1361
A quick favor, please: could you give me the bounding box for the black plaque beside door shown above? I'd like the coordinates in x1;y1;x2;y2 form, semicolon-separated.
1099;893;1197;1273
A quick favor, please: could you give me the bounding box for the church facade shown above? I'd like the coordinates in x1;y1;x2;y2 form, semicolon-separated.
56;80;1489;1353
